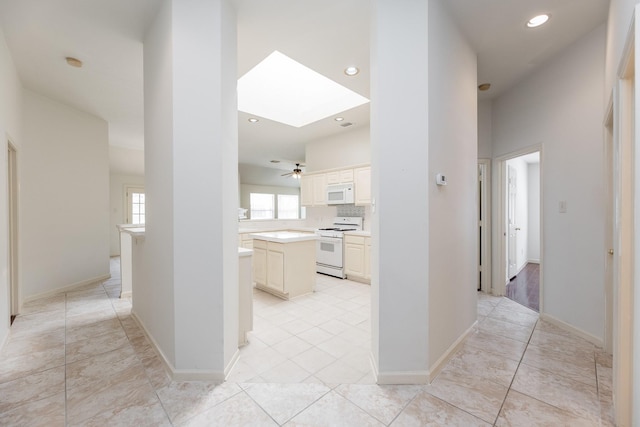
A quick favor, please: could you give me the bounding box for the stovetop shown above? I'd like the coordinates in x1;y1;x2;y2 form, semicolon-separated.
318;227;357;232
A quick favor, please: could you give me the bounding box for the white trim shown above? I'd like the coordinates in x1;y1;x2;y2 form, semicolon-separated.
527;259;540;264
428;321;477;382
539;313;603;348
131;310;237;383
20;274;111;305
493;146;543;315
371;321;476;385
478;159;492;293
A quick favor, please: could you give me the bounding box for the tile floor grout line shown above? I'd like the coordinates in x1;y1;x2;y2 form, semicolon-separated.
491;316;538;426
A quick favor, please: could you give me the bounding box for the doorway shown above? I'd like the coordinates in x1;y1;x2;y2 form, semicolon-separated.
498;150;541;312
478;159;491;293
7;142;18;323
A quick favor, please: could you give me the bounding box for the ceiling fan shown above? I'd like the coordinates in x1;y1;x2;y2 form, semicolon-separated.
281;163;304;179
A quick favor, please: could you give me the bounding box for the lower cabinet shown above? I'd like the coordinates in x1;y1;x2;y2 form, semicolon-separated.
344;234;371;283
252;238;315;299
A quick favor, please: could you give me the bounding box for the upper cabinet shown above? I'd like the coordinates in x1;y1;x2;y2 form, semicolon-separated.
301;165;371;207
354;166;371;205
301;173;327;207
326;169;354;185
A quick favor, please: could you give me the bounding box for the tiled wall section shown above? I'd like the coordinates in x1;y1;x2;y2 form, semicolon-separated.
337;205;365;217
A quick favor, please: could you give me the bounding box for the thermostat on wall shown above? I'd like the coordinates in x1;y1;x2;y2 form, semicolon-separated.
436;173;447;186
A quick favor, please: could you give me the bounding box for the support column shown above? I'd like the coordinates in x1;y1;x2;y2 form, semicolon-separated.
142;0;238;381
370;0;430;383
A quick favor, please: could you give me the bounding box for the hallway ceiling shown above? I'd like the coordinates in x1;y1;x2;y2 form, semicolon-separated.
0;0;608;173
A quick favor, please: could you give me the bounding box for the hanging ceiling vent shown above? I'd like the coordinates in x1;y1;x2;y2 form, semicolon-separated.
340;122;353;127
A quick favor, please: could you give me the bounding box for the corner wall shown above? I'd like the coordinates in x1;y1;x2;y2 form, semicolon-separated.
21;90;110;300
427;0;478;368
0;25;23;346
492;24;606;341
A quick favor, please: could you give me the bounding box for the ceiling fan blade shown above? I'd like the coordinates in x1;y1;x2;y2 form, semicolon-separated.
281;172;293;177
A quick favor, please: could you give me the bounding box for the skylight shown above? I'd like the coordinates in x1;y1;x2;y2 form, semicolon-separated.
238;51;369;128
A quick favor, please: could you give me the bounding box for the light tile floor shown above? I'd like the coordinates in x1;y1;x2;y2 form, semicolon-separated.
0;258;614;426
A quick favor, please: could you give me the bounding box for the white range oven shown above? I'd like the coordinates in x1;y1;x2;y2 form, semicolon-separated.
315;217;363;278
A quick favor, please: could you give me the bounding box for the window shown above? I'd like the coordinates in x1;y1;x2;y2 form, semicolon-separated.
250;193;275;219
125;186;145;225
131;192;145;224
277;194;299;219
249;192;301;219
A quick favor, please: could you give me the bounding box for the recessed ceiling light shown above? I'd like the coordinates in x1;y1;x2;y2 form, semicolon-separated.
344;66;359;76
248;117;259;123
238;51;369;128
65;57;83;68
478;83;491;91
334;117;345;121
526;14;550;28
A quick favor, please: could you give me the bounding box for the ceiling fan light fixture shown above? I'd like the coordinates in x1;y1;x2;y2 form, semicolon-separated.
526;14;550;28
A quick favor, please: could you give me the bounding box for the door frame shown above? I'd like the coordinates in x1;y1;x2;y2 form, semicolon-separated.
478;159;491;293
611;9;636;424
493;145;543;313
7;140;18;317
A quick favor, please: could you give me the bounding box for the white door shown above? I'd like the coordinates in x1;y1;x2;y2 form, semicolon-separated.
125;186;145;224
507;165;518;280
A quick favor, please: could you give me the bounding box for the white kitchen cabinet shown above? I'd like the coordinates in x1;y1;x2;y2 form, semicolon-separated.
326;169;354;185
354;166;371;205
300;173;327;207
252;240;267;286
300;175;314;206
267;245;285;292
364;237;371;280
312;174;327;206
251;233;317;299
344;234;370;283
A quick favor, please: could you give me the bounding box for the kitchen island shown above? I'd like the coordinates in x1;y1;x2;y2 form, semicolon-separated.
249;231;318;300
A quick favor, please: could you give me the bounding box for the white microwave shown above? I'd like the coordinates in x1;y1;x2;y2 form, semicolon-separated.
326;183;355;205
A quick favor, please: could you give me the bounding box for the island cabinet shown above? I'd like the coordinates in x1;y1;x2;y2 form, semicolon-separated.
250;232;317;299
344;233;372;283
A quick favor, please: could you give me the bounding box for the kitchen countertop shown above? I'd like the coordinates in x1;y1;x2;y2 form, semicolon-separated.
238;247;253;257
249;231;318;243
120;226;145;237
343;230;371;237
239;227;316;234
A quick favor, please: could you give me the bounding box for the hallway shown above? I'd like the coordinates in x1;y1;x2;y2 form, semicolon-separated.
0;258;613;426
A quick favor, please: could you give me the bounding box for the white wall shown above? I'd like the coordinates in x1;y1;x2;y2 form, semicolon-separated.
305;127;370;172
142;0;238;377
492;24;606;340
528;163;540;263
478;100;493;159
0;25;23;346
109;174;145;256
21;90;110;300
427;0;478;367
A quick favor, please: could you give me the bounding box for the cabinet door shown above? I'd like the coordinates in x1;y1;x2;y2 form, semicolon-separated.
364;238;371;280
312;174;327;206
267;250;285;291
354;167;371;205
340;169;354;183
344;243;365;277
253;247;267;286
326;171;340;185
301;175;314;206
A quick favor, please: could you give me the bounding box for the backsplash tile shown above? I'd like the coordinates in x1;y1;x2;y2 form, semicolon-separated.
337;204;365;218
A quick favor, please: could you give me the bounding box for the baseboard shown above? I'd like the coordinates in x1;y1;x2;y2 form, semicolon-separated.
21;274;111;305
428;320;477;382
120;290;132;299
345;275;371;285
539;313;603;348
131;310;229;383
527;259;540;264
